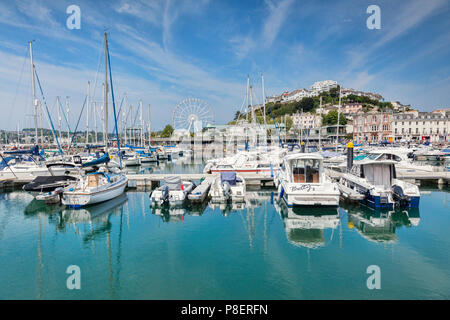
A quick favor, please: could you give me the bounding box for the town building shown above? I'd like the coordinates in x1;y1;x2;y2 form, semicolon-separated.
310;80;338;94
292;112;322;129
341;103;363;115
392;110;449;143
284;88;313;102
353;111;393;143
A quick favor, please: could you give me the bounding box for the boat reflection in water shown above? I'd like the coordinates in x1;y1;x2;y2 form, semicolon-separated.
24;193;128;235
61;193;128;224
344;204;421;243
208;201;246;216
274;198;340;249
151;205;187;222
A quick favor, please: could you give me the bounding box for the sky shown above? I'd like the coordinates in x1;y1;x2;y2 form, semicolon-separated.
0;0;449;131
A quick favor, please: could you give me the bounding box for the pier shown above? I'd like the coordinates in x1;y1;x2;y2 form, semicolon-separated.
126;173;276;190
326;169;450;186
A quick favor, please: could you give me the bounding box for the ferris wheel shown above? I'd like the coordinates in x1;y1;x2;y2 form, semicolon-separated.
172;98;214;133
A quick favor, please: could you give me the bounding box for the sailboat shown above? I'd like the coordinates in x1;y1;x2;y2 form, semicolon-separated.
62;32;128;208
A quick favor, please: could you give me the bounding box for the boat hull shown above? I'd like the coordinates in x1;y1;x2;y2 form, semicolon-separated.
63;177;128;208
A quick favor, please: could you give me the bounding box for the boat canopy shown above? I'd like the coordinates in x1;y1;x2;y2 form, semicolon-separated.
221;171;238;186
164;176;182;190
4;145;40;156
81;153;110;168
124;144;144;150
361;161;395;188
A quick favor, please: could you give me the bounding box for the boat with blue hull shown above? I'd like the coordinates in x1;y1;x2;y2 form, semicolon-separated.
338;159;420;209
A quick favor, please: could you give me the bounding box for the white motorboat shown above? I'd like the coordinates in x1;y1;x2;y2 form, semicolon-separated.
209;172;246;202
138;150;158;163
188;178;212;203
121;151;141;166
203;149;283;176
338;159;420;209
150;176;195;206
0;157;76;180
62;170;128;208
274;153;340;207
344;148;437;173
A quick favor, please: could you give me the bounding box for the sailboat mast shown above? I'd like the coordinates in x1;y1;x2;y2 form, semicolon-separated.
148;104;151;147
39;101;43;146
29;41;38;145
140;100;143;147
66;97;70;141
104;32;109;148
336;86;341;152
94;102;98;144
250;85;255;125
86;81;90;144
319;96;322;148
57;97;62;142
246;75;249;122
261;74;266;127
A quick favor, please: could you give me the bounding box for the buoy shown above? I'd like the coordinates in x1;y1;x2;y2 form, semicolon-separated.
348;221;354;229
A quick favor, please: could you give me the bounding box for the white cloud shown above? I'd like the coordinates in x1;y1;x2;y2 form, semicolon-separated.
262;0;294;48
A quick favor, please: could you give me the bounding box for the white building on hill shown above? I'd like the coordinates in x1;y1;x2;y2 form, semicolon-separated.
310;80;338;94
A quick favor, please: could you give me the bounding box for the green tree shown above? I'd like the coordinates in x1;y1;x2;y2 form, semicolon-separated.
297;97;315;112
322;109;347;126
160;124;174;137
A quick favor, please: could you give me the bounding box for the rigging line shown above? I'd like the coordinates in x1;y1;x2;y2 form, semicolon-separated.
106;33;122;166
10;50;28;113
112;96;124;136
91;40;104;106
67;95;88;152
57;97;73;141
8;48;28;126
34;67;63;154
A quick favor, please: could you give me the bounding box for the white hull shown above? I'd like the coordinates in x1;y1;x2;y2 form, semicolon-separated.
0;166;69;180
63;176;128;207
124;158;141;166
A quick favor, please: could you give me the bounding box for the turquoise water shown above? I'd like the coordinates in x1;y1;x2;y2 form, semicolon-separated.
0;171;449;299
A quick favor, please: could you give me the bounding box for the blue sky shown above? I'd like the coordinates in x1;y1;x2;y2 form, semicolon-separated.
0;0;449;131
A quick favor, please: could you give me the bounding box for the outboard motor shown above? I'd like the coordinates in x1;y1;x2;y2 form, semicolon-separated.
160;185;169;205
222;181;231;200
392;185;409;207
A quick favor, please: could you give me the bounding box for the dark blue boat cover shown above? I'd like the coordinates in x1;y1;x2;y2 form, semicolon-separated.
221;172;237;186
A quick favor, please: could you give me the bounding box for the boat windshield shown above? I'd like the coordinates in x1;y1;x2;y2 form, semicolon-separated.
290;159;321;183
367;153;380;160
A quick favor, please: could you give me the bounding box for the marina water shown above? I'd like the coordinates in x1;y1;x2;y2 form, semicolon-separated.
0;161;449;299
